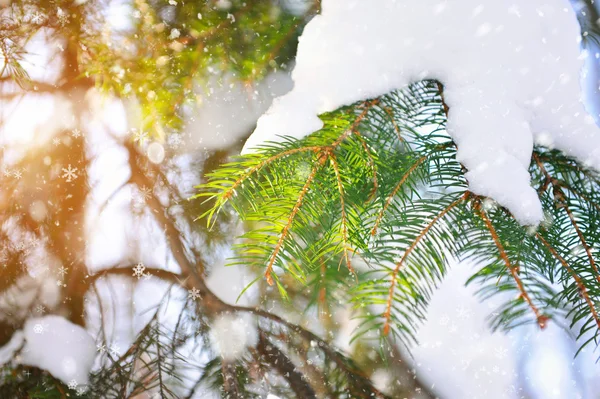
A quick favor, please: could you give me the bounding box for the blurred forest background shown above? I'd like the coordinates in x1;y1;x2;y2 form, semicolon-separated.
0;0;600;398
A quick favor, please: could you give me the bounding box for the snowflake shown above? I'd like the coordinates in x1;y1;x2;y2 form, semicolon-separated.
62;164;79;182
71;129;82;139
52;137;61;146
58;266;68;277
33;324;44;334
132;263;145;279
188;287;201;301
109;344;120;357
57;8;69;26
35;305;45;314
2;169;11;177
132;129;148;146
12;170;22;179
68;380;77;390
495;347;509;359
30;11;45;24
138;185;152;203
456;306;472;320
96;343;106;353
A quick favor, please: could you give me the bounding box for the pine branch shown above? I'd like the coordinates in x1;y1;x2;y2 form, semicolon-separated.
476;204;549;329
257;332;317;399
382;193;467;335
371;155;427;237
537;234;600;331
328;152;354;273
265;154;327;285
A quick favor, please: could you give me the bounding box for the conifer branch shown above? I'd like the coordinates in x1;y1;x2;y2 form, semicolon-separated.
537;234;600;331
382;193;467;335
353;130;379;199
379;104;404;142
534;154;600;282
477;205;548;329
371;155;427;237
222;146;322;201
257;332;317;399
265;154;327;285
328;152;354;273
562;201;600;282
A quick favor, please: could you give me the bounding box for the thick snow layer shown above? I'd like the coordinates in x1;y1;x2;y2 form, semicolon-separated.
19;316;96;387
242;0;600;225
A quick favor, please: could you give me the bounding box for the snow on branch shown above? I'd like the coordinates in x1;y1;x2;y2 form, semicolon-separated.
243;0;600;225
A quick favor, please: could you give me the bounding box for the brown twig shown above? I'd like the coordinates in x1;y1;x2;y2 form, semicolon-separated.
265;155;326;285
537;234;600;330
257;332;317;399
534;153;600;283
477;205;548;329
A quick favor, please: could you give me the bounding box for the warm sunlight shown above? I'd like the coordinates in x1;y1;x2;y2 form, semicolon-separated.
1;1;600;398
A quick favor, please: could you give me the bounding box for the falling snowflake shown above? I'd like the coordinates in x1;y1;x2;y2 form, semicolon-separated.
58;266;68;277
132;263;145;279
57;8;69;26
136;185;152;204
52;137;61;146
494;347;509;359
35;305;46;314
30;12;45;24
62;164;79;182
68;380;77;390
33;324;44;334
71;129;82;139
12;170;22;180
109;344;120;357
188;287;201;301
456;306;472;320
133;129;148;146
494;348;508;359
96;343;106;353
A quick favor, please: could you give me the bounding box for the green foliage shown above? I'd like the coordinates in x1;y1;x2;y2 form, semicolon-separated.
83;0;313;135
198;80;600;354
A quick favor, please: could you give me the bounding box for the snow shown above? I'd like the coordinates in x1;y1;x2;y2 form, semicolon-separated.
18;316;96;387
0;331;24;365
184;72;291;151
242;0;600;225
412;259;600;398
209;313;258;361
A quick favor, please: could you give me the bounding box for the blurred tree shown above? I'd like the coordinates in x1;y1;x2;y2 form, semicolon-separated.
0;0;435;398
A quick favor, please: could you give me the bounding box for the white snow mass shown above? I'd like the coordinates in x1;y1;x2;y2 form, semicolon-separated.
242;0;600;225
19;316;96;387
210;313;258;361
